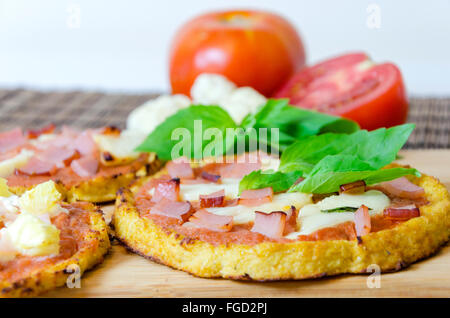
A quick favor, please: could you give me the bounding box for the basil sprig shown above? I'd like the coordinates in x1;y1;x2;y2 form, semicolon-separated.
239;123;420;194
136;99;359;160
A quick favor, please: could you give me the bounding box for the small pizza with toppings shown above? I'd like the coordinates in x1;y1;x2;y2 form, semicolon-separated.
114;120;450;281
0;180;110;297
1;125;160;203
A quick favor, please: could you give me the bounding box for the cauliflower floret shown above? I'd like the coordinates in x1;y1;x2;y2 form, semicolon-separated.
126;94;191;135
191;73;267;123
7;213;60;257
221;87;267;123
18;180;64;216
191;73;237;105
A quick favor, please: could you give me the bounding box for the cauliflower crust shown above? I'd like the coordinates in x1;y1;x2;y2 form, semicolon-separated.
0;204;110;297
9;156;162;203
112;169;450;281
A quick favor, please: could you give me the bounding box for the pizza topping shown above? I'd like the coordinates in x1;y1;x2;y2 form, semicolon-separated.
239;187;273;207
251;211;287;238
189;209;233;232
354;205;371;237
73;131;98;156
151;178;181;203
18;181;65;216
36;146;80;168
166;158;194;179
376;177;425;200
0;228;18;263
383;204;420;220
0;149;35;178
199;190;225;208
7;212;60;257
17;157;56;176
339;180;366;194
0;128;26;154
25;124;56;139
150;199;192;222
70;156;99;177
200;171;221;183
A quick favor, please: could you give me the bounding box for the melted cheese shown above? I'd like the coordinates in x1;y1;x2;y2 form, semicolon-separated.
0;149;34;178
207;193;312;224
179;178;240;201
7;212;60;257
94;130;146;164
285;190;390;238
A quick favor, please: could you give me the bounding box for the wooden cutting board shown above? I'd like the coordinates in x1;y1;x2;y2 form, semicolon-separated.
44;150;450;298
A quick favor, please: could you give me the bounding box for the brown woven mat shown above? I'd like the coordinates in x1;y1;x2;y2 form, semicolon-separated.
0;88;448;149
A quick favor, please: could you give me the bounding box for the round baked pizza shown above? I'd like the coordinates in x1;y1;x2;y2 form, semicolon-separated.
0;179;110;297
113;149;450;281
0;125;160;203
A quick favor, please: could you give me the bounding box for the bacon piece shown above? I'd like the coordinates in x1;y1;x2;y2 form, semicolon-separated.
199;190;225;208
383;204;420;220
17;157;56;176
340;180;366;194
0;128;26;153
26;123;55;139
151;178;180;203
73;131;98;156
239;187;273;207
200;171;220;183
37;146;79;168
251;211;287;238
150;199;192;222
284;206;298;234
70;156;99;177
220;161;261;179
166;158;194;179
377;177;425;200
354;205;371;237
189;209;233;232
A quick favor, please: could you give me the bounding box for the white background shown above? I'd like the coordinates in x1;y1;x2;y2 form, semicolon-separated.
1;0;449;95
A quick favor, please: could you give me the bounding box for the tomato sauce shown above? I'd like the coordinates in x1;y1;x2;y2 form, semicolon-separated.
135;167;426;246
0;202;95;282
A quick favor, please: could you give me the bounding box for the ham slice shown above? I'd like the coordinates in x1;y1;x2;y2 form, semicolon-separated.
199;190;225;208
0;128;26;154
200;171;220;183
150;199;192;222
73;131;98;156
339;180;366;194
166;158;194;179
251;211;287;238
17;157;56;176
189;209;233;232
70;156;99;177
36;146;79;168
354;205;371;237
239;187;273;207
384;204;420;220
26;124;55;139
151;178;180;203
377;177;425;200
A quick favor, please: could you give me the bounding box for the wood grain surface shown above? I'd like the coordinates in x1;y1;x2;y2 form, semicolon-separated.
44;150;450;298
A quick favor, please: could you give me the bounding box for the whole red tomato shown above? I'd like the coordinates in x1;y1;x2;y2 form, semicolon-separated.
169;10;305;97
273;52;408;130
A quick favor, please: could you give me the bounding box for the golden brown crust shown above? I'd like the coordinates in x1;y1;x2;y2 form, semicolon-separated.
112;165;450;281
0;204;111;297
8;155;162;203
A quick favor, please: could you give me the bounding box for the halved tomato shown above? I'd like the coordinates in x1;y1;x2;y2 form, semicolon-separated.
273;52;408;130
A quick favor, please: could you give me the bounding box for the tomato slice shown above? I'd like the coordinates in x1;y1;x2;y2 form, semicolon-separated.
273;52;408;130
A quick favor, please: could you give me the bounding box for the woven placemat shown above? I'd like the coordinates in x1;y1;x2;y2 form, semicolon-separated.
0;88;448;149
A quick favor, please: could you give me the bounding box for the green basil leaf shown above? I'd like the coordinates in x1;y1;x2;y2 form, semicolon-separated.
290;154;420;194
239;170;303;194
135;105;237;160
321;206;373;213
279;123;415;174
